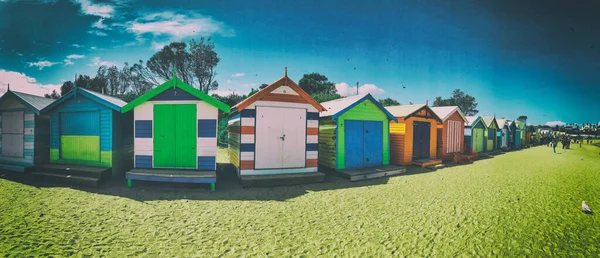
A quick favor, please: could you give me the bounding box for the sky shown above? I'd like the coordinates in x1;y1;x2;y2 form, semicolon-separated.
1;0;599;126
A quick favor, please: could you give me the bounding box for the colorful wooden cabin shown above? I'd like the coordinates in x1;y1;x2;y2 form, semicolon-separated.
386;104;443;167
431;106;467;161
228;68;326;186
0;89;54;172
496;119;511;149
318;94;405;181
120;75;230;190
510;120;521;147
481;116;499;152
464;116;487;154
39;87;132;185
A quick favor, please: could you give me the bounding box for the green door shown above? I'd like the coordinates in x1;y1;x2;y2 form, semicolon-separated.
174;104;197;168
474;128;484;152
153;104;197;168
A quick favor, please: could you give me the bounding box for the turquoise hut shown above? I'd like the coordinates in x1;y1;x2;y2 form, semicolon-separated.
464;116;487;154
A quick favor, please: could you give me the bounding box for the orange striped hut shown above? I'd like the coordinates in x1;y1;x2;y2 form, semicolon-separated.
227;68;326;186
387;104;443;167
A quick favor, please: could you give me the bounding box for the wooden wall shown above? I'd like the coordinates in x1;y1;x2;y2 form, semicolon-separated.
390;116;439;166
318;118;336;169
437;111;465;160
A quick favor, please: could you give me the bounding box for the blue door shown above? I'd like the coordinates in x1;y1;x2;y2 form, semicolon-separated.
364;121;383;167
344;120;364;169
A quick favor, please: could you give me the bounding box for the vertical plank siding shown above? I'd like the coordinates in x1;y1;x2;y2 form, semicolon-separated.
437;111;465;160
390;116;438;166
318;118;337;169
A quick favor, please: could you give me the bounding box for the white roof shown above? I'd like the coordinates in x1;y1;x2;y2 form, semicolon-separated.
385;104;426;117
320;94;367;117
465;116;480;126
431;106;467;122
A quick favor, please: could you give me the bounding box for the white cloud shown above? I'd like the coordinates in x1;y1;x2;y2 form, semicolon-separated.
66;54;85;59
64;59;75;65
239;83;256;88
90;57;116;67
88;30;108;36
90;46;97;50
27;60;58;70
72;44;83;48
151;41;167;51
546;121;566;127
92;18;109;29
126;11;234;42
335;82;385;96
73;0;115;18
16;52;23;57
0;69;61;97
232;73;245;77
210;89;248;96
226;79;231;84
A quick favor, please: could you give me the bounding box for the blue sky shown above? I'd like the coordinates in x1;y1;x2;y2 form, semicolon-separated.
1;0;599;126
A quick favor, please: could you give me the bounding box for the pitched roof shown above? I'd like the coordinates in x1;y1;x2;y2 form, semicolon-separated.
232;69;325;112
496;119;510;129
320;93;397;122
481;116;499;128
430;106;467;122
386;104;442;122
0;90;56;114
121;77;230;113
465;116;485;127
41;87;128;113
515;121;526;129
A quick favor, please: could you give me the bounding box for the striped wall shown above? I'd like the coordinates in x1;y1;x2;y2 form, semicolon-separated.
133;100;218;170
230;99;319;176
0;110;36;166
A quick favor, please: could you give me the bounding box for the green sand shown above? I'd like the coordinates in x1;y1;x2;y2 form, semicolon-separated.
1;143;599;256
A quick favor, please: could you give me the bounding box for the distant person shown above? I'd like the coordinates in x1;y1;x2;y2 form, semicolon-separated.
553;138;558;153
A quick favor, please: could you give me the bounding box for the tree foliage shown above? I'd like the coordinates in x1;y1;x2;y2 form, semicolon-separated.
44;90;60;99
433;89;479;116
379;98;400;106
312;93;342;103
60;81;74;96
298;73;337;95
147;38;220;93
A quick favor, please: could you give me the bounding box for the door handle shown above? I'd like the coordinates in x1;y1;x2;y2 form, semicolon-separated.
280;134;286;141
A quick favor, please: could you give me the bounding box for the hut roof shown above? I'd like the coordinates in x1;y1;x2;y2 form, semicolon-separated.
465;116;485;127
386;104;442;122
481;116;499;128
121;76;229;113
431;106;467;122
319;93;397;122
0;90;56;115
42;87;128;113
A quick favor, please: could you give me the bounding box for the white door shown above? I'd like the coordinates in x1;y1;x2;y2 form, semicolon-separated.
255;106;306;169
281;108;306;168
1;111;24;157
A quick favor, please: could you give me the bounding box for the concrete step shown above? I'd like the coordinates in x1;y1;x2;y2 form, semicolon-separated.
241;172;326;187
31;172;100;188
0;164;30;172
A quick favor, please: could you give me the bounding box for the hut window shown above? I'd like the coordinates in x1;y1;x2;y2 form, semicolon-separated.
488;129;494;139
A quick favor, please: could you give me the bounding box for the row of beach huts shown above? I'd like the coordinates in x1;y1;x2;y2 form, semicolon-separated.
0;68;535;189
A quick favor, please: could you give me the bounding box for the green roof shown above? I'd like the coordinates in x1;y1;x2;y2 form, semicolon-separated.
121;77;230;113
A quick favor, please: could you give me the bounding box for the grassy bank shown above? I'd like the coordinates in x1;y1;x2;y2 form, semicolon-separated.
1;144;599;256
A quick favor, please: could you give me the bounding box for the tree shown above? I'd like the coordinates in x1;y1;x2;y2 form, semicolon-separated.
259;83;269;89
432;89;479;116
44;90;60;99
147;42;194;85
75;74;92;90
312;93;342;103
517;116;528;123
298;73;337;95
60;81;74;96
90;66;108;93
379;98;400;106
189;38;220;93
247;88;260;97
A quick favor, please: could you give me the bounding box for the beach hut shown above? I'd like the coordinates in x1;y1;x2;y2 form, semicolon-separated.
431;106;467;161
0;89;54;172
318;94;405;181
482;116;499;152
228;68;327;186
120;74;230;190
387;104;443;167
38;87;132;186
496;119;511;149
510;121;521;147
464;116;487;154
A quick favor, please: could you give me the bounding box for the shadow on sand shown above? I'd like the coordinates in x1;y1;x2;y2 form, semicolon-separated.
0;163;438;202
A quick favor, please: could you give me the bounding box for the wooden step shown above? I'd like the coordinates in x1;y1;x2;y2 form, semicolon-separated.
36;164;111;179
0;164;30;173
31;172;100;188
241;172;326;187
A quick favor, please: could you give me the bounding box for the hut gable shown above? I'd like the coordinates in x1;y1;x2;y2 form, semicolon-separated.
482;116;499;129
431;106;467;123
386;104;442;122
232;68;325;113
